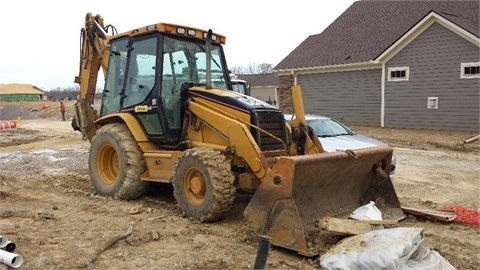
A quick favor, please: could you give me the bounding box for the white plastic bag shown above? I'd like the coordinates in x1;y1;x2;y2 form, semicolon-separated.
350;201;382;220
320;227;456;270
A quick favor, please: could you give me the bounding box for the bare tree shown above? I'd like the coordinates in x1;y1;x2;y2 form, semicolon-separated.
229;65;247;75
246;62;257;74
229;62;274;75
46;85;103;101
46;86;80;101
257;63;273;74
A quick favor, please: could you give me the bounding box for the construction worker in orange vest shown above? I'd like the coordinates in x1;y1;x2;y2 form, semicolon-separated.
60;99;66;121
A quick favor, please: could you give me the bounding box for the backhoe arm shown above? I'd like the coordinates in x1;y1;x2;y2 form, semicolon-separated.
74;12;110;101
72;13;112;141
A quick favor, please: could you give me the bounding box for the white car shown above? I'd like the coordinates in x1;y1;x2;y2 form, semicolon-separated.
284;114;396;174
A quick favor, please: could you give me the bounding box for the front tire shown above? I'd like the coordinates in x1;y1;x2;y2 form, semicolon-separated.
172;147;235;222
89;123;149;199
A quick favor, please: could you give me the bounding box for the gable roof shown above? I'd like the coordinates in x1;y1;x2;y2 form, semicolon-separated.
236;73;278;87
274;0;479;71
0;84;46;95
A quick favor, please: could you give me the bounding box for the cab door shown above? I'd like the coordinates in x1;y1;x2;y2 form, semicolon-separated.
124;35;187;144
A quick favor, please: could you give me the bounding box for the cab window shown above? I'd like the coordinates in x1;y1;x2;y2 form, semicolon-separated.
123;37;157;108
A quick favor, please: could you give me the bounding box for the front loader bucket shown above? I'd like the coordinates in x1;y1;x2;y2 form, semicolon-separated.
244;146;402;256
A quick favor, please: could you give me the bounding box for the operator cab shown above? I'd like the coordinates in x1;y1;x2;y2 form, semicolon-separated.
99;25;230;144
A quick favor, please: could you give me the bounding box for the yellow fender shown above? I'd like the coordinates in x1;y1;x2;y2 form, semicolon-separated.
94;113;149;142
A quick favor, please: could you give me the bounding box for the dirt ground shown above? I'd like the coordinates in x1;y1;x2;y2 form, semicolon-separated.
0;100;479;269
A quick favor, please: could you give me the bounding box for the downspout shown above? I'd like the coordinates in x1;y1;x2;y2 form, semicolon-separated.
292;70;297;85
274;87;278;107
381;62;385;127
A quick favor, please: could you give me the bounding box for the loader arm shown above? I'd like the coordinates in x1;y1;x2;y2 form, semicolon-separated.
288;85;325;155
188;98;271;180
72;13;113;141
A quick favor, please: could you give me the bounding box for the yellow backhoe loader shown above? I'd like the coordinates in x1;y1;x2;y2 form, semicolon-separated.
72;13;402;256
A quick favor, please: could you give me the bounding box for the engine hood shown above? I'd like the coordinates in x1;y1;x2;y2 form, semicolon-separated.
188;87;277;113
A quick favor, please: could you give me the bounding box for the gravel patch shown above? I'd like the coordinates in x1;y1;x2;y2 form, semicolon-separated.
0;105;40;120
0;146;89;178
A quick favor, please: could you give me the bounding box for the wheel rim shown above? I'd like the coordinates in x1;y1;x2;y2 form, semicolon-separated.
97;144;119;185
183;168;206;205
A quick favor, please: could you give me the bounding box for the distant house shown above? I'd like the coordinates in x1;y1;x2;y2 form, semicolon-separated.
0;84;46;101
236;73;279;107
274;0;479;131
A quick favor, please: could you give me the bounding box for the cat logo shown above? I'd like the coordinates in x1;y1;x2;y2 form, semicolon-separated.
134;105;149;112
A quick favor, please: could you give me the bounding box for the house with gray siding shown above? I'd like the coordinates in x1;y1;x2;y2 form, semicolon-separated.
274;0;479;131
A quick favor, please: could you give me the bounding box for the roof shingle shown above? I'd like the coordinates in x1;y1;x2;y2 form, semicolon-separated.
274;0;479;70
0;84;45;95
236;73;278;86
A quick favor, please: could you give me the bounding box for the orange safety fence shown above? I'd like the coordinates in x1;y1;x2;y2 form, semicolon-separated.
445;205;480;227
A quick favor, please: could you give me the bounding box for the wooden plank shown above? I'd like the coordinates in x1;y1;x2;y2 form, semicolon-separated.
320;217;386;235
356;219;399;225
401;206;457;222
464;135;480;144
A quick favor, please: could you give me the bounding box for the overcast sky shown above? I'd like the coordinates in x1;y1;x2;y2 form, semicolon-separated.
0;0;356;90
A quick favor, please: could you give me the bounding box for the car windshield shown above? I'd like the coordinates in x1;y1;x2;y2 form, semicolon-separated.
307;118;355;137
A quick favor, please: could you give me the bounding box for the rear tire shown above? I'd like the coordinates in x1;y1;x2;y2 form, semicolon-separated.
172;147;235;222
89;123;149;199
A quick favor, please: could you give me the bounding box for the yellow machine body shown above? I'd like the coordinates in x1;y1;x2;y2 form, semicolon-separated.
72;13;402;256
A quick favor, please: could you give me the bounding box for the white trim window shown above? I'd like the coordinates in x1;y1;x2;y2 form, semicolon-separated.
388;67;409;81
461;62;480;79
